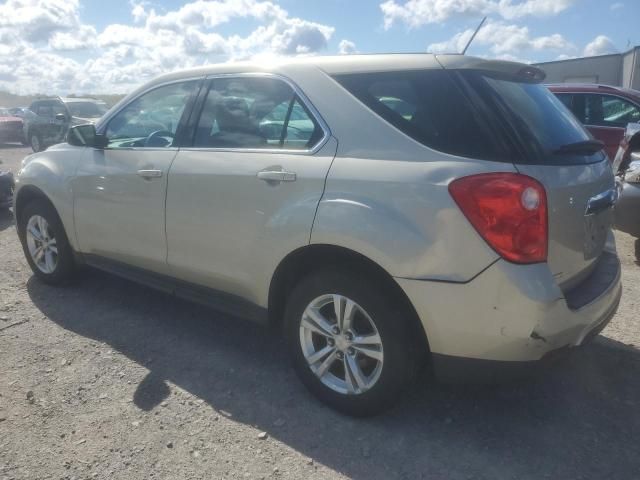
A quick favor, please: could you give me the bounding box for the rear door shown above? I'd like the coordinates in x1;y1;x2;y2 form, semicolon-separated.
468;74;617;289
165;74;336;304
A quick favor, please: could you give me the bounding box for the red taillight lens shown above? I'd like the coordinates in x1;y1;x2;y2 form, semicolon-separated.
448;173;547;264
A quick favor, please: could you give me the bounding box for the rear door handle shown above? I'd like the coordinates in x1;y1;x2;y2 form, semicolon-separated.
137;169;163;179
257;170;297;183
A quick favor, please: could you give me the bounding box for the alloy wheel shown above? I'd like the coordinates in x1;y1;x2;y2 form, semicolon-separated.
26;215;58;274
299;294;384;395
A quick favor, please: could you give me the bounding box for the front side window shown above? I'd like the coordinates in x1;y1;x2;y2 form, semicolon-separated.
193;76;323;150
584;94;640;127
105;81;196;148
34;101;64;118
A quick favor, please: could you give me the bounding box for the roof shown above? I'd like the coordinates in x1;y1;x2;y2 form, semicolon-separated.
141;53;533;89
546;83;640;100
60;97;106;104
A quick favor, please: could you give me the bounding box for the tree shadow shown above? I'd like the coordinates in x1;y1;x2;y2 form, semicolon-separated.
27;269;640;479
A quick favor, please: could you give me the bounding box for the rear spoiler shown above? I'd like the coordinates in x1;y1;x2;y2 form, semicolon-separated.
435;55;546;84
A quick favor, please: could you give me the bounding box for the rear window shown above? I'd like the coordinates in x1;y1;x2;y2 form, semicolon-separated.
334;69;596;165
468;73;593;164
333;70;508;162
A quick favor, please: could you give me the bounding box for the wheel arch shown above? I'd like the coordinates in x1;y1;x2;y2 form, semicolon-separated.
14;185;56;229
268;243;430;355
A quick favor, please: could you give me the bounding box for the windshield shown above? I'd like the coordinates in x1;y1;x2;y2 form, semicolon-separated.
67;102;108;118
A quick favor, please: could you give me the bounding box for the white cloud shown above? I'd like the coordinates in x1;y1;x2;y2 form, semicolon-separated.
0;0;336;94
381;0;575;29
427;21;573;57
583;35;618;57
0;0;83;42
49;25;97;51
338;39;358;55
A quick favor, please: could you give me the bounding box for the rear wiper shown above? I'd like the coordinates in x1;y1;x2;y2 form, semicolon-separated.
552;139;604;155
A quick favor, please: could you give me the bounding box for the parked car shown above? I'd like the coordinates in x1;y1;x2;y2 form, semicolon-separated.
23;97;108;152
0;169;14;211
14;55;621;415
0;108;25;144
612;123;640;237
547;84;640;159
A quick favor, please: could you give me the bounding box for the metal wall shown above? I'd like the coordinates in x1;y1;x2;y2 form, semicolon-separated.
537;53;624;86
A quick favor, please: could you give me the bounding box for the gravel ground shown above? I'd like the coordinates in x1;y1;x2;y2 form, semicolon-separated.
1;144;639;480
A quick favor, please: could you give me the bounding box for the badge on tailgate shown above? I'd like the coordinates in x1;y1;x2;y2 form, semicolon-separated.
583;187;618;260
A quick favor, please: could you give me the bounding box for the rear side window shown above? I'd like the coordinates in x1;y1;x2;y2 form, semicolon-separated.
333;70;507;161
193;77;324;150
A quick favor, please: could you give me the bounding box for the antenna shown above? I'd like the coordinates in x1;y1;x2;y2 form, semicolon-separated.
461;16;487;55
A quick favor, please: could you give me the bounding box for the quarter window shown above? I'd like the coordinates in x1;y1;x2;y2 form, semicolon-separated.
333;70;507;161
105;81;197;148
192;77;323;150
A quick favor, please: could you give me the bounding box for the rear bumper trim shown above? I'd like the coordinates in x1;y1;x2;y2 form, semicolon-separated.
564;251;620;310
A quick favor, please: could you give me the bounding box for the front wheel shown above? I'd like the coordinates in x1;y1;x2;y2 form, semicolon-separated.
18;200;76;285
285;269;418;416
29;133;44;152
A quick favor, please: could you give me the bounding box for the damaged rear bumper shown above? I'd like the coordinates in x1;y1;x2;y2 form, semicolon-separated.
396;245;622;383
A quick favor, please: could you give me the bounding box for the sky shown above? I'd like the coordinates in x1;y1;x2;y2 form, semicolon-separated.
0;0;638;94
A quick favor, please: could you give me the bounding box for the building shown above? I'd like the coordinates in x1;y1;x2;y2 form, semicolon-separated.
535;46;640;90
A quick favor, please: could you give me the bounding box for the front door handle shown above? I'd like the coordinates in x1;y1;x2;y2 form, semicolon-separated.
137;169;163;179
257;170;297;183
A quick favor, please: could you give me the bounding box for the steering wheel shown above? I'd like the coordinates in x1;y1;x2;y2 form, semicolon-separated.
144;130;174;147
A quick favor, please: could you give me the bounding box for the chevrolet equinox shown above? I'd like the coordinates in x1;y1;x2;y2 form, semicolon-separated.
14;54;622;416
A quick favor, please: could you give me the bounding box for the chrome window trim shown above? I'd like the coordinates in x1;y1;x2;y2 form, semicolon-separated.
180;72;331;156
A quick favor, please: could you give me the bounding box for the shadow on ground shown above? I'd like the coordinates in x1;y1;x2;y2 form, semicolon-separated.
0;143;25;149
27;270;640;479
0;209;14;232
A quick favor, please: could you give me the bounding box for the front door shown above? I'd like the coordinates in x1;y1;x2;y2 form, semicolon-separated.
72;80;200;273
165;75;336;305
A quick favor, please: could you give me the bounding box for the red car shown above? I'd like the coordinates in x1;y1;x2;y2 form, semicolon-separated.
0;108;24;144
547;84;640;160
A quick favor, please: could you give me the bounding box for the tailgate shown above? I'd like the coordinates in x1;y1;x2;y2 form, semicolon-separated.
516;159;616;289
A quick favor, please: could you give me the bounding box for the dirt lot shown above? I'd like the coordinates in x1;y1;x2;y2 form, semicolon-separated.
1;144;640;480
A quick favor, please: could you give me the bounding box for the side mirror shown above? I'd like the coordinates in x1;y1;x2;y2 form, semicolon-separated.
67;124;108;148
55;113;67;122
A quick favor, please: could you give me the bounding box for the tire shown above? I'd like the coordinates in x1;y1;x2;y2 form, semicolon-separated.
18;199;76;285
284;269;418;416
30;132;43;152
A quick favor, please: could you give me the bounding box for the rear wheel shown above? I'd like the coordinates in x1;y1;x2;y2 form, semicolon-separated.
18;199;76;285
285;269;418;416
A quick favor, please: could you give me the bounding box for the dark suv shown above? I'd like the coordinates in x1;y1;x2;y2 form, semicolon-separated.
24;97;108;152
548;84;640;159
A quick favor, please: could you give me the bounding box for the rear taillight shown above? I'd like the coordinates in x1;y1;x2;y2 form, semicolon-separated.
449;173;547;264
